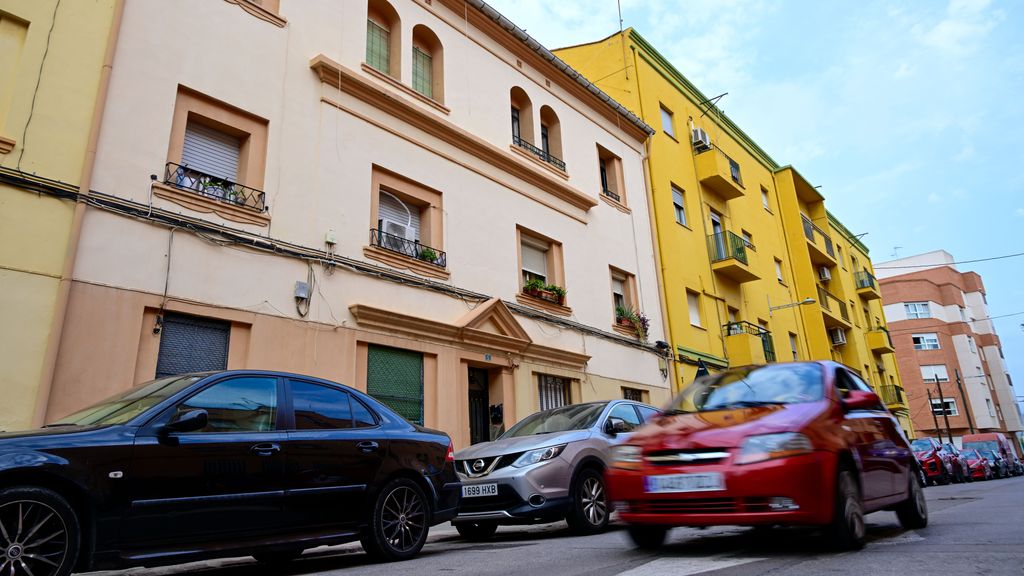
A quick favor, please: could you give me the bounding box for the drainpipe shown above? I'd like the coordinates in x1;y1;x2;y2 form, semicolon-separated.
32;0;125;427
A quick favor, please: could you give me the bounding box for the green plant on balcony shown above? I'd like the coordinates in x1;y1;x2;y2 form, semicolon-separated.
523;278;547;298
418;247;438;263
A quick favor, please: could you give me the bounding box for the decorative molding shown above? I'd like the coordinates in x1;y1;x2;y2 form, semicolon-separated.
457;298;531;342
515;292;572;317
599;192;631;214
360;63;450;115
0;136;14;154
362;245;451;280
310;55;598;212
151;182;270;226
223;0;286;27
508;144;569;180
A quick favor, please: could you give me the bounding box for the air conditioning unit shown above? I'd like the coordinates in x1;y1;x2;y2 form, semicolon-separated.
829;327;847;346
691;127;712;150
818;267;832;282
379;218;415;251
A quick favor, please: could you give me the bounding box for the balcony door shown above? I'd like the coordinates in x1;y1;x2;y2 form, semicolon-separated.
710;211;725;259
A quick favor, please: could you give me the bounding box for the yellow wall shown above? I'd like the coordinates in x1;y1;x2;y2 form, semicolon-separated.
0;0;117;431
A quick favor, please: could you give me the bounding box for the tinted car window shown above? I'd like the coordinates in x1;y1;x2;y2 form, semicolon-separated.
503;403;607;438
910;439;934;452
351;395;378;428
637;406;660;423
176;377;277;433
292;381;354;430
668;364;823;413
608;403;642;432
55;374;203;426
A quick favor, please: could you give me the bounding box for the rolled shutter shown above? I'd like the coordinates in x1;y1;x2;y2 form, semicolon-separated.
182;121;241;182
155;313;231;378
378;192;421;241
521;242;547;278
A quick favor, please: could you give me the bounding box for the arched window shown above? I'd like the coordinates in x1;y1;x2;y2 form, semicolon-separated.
539;105;563;167
366;0;401;79
509;87;534;147
411;25;444;102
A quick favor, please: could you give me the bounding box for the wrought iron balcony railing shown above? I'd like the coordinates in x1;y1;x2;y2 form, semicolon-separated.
602;188;621;202
801;214;835;258
163;162;267;212
707;231;752;265
878;384;906;407
370;228;447;268
855;270;877;290
513;135;566;171
722;321;776;363
817;285;850;322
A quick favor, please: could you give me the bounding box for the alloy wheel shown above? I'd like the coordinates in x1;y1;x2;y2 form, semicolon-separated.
911;476;926;518
841;475;865;542
380;486;426;553
580;477;607;526
0;500;69;576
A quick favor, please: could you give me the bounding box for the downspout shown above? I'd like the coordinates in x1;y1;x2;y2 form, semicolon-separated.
630;42;679;393
32;0;125;426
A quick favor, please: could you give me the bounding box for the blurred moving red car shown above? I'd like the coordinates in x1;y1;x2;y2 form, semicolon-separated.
910;437;957;485
960;448;992;480
607;361;927;551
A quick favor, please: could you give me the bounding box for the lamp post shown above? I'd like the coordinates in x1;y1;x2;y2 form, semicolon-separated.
768;297;816;317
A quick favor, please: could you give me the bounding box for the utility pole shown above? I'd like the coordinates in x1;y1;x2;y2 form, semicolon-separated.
927;389;943;443
935;375;954;444
954;369;975;434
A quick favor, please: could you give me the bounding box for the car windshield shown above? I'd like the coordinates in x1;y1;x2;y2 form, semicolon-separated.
665;363;823;414
910;439;934;452
501;403;607;438
960;449;980;459
964;440;999;453
52;374;203;427
980;450;997;459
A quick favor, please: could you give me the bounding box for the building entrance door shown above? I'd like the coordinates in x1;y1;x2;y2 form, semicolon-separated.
468;367;490;445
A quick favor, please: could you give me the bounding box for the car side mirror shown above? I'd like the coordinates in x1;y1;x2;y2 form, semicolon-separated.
161;409;208;434
843;390;881;411
605;417;629;436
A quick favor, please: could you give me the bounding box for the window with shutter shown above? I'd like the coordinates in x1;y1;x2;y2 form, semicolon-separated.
521;240;548;285
378;191;421;241
412;47;432;98
367;345;424;425
366;19;390;74
155;313;231;378
182;121;241;182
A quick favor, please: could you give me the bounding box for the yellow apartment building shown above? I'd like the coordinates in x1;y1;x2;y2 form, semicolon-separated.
556;29;910;432
0;0;121;431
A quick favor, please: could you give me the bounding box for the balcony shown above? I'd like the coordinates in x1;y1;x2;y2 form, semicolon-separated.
855;271;881;301
369;228;447;268
817;285;852;329
707;231;759;283
801;215;837;267
866;328;895;353
694;147;744;200
723;322;776;365
513;135;566;172
878;384;908;411
163;161;267;212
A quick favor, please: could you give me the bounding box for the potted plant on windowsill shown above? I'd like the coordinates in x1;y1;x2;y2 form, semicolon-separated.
615;305;637;327
545;284;567;305
523;278;546;298
418;247;438;263
633;311;650;342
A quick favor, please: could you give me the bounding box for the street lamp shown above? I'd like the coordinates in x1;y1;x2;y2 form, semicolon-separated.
768;297;816;317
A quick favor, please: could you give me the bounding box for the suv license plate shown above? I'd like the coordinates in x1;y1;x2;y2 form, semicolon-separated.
462;483;498;498
645;473;724;493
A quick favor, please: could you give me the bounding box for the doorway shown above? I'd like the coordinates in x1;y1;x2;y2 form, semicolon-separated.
468;367;490;445
710;211;725;260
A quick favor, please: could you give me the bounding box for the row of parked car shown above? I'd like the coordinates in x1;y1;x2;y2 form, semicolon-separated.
912;435;1024;484
1;360;997;575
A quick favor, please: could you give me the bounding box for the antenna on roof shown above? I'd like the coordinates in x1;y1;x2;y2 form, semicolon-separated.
892;246;903;258
617;0;623;32
698;92;728;119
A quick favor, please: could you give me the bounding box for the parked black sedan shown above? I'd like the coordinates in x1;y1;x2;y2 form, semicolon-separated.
0;371;460;575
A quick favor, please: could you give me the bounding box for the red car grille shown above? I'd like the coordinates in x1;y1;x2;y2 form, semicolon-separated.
629;498;738;514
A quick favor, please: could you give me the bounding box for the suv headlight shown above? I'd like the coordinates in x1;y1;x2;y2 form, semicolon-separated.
512;444;566;468
610;445;643;469
736;432;813;465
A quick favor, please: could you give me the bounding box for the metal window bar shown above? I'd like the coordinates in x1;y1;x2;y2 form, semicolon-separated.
706;231;750;264
879;384;905;406
366;20;390;74
801;214;835;258
538;374;570;411
369;228;447;268
854;270;877;290
623;388;643;402
366;345;424;425
164;162;267;212
602;188;621;202
816;285;850;322
513;135;566;171
722;321;775;363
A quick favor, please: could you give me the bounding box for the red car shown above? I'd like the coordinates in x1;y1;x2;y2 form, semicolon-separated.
909;437;960;484
607;361;927;551
960;448;993;480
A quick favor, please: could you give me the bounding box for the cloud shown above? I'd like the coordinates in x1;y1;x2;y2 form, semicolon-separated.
912;0;1004;58
1016;208;1024;218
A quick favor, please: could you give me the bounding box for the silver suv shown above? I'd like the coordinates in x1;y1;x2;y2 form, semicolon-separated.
452;400;660;540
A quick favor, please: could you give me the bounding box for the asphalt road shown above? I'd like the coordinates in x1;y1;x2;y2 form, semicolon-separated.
87;475;1024;576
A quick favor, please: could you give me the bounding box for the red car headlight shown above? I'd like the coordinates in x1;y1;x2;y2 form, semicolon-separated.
736;432;813;465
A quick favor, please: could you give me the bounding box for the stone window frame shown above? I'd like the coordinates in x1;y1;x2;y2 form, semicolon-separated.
364;165;447;280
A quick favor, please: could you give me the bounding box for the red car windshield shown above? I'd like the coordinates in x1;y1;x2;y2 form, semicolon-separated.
910;439;934;452
666;364;824;414
960;449;981;459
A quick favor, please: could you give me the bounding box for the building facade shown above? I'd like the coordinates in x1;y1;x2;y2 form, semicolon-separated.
878;251;1022;453
555;29;910;433
0;0;121;431
33;0;671;447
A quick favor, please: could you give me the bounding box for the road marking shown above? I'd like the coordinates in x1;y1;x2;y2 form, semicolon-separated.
618;555;767;575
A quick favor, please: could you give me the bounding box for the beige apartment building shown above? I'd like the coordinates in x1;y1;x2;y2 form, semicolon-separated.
38;0;671;447
878;250;1022;454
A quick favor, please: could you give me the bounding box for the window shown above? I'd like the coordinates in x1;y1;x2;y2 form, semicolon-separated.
156;313;230;378
687;290;703;327
775;258;784;283
728;157;742;186
986;398;995;417
538;374;570;410
761;186;770;210
366;0;400;78
959;306;967;322
905;302;931;319
517;226;565;300
510;87;534;145
912;333;940;350
521;240;547;284
174;377;277;433
597;144;624;203
0;13;28;153
742;230;753;248
849;301;858;326
968;335;977;353
837;246;845;268
368;166;445;274
921;364;949;382
622;387;644;402
291;381;377;429
863;307;871;328
411;25;443;102
539;106;563;167
930;397;958;417
660;105;675;139
367;345;424;424
608;403;642;433
610;267;637;314
637;405;660;422
789;333;799;360
672;186;687;225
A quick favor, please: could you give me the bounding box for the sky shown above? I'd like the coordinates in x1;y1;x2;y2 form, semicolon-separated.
486;0;1024;412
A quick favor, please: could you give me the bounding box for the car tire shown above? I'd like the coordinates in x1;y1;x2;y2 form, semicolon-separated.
626;525;668;549
895;470;928;530
0;486;80;576
360;478;430;562
918;467;928;488
252;549;304;564
938;466;951;485
454;521;498;541
826;468;865;551
565;468;609;535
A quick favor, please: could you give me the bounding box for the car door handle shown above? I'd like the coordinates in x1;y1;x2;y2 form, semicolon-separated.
357;441;380;453
250;443;281;456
